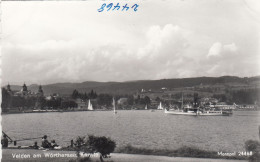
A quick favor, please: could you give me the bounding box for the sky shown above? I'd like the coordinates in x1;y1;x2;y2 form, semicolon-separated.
1;0;260;85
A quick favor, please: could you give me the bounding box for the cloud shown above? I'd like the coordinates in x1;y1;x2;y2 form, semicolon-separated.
137;24;191;62
3;22;259;85
2;24;197;83
2;1;259;84
207;42;238;57
205;42;259;76
207;42;223;57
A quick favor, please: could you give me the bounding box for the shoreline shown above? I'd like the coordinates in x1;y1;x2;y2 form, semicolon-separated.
2;108;259;115
1;109;164;115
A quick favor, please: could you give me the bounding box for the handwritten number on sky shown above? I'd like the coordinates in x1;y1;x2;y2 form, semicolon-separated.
98;3;139;12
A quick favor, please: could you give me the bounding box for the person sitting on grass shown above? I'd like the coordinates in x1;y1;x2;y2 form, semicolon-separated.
29;142;39;149
1;134;9;148
51;140;62;149
51;140;59;148
41;135;52;148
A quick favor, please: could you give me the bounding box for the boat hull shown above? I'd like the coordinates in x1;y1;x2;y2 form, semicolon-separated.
165;110;197;116
197;113;224;116
165;110;231;116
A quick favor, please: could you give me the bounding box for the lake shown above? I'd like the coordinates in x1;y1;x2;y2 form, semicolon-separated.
2;110;260;152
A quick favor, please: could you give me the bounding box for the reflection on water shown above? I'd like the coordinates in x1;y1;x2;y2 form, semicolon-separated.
2;110;260;151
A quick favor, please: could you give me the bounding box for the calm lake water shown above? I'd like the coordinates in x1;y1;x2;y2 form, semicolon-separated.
2;110;260;152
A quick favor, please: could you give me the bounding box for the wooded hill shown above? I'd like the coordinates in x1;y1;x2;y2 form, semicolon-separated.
5;76;260;96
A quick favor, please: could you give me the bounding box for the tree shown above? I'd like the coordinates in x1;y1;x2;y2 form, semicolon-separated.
1;88;11;111
127;95;134;105
46;97;62;109
89;90;95;99
93;91;98;99
245;140;260;152
87;135;116;158
82;92;89;100
61;100;77;109
135;95;141;104
11;96;26;108
25;96;37;109
35;96;46;109
144;96;151;105
230;89;260;104
97;94;112;106
245;140;260;161
155;97;161;102
72;89;79;99
213;94;227;102
74;135;116;162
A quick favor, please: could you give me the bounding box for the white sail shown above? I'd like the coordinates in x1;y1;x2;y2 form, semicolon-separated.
145;104;148;110
157;102;163;110
113;98;117;114
88;99;93;111
181;92;183;109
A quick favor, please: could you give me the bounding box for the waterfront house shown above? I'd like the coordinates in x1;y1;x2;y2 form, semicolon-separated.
75;98;88;110
117;98;128;105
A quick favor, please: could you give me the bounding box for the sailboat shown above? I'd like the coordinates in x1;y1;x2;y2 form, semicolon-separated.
113;98;117;114
165;92;199;115
157;102;163;110
145;104;148;110
88;99;93;111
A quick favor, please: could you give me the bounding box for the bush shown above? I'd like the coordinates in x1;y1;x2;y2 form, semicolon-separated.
74;135;116;162
245;140;260;161
87;135;116;157
74;136;88;157
245;140;260;152
69;157;92;162
249;152;260;162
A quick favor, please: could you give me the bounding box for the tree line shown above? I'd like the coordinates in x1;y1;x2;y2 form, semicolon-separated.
1;88;152;112
213;88;259;104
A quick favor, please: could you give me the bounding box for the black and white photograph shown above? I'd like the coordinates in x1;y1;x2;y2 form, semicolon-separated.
1;0;260;161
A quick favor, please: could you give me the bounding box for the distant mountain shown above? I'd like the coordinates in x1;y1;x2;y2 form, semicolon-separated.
4;76;260;96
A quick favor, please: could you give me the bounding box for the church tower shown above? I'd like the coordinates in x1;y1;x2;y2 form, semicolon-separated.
7;83;11;92
21;83;28;96
22;83;28;92
35;85;44;109
6;83;13;95
37;85;44;96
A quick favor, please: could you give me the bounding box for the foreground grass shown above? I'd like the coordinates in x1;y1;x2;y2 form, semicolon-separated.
115;145;248;160
2;148;249;162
